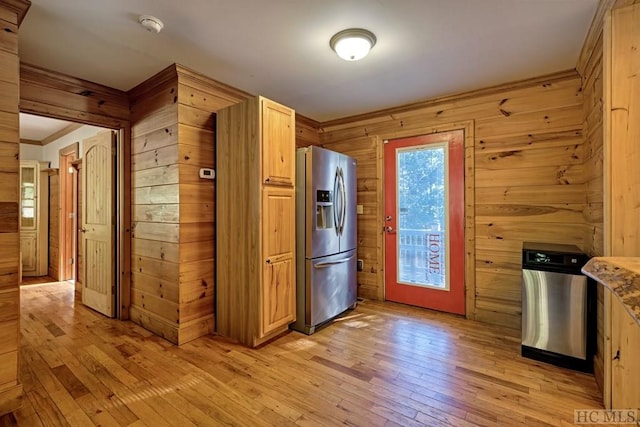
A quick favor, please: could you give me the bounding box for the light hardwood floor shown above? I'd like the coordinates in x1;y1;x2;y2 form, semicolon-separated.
1;282;603;426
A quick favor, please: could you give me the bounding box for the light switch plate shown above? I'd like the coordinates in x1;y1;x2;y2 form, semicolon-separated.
356;204;364;214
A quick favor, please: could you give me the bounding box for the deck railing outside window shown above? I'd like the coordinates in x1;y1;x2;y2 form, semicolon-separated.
398;228;446;288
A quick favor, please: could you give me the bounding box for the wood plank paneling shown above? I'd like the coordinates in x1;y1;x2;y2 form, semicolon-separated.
0;81;18;113
319;71;585;330
0;18;17;55
580;24;605;392
0;2;23;415
0;202;17;233
131;271;179;303
174;66;249;343
295;115;321;147
131;238;180;262
128;64;252;344
19;63;130;129
130;69;182;343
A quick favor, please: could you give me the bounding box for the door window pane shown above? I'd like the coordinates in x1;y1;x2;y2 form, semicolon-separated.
397;145;448;289
20;166;36;229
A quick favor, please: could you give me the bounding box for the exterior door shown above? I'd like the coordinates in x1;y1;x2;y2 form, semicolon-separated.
81;131;115;317
384;130;465;315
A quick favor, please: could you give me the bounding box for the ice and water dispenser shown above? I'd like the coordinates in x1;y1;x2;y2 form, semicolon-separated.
316;190;334;229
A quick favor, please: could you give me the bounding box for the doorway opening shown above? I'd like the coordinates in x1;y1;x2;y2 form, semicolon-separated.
59;143;78;284
19;112;120;318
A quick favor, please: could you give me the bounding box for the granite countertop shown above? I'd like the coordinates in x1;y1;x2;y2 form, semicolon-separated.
582;257;640;326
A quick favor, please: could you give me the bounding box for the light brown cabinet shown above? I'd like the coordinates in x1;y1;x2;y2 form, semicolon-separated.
261;187;295;337
262;100;296;187
610;296;640;410
216;96;296;347
19;161;49;277
602;3;640;411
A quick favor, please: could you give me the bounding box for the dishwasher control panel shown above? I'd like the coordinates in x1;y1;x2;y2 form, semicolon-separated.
522;242;588;273
525;251;581;267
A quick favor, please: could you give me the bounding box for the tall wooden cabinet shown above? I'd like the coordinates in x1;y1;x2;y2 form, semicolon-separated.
216;96;296;347
601;3;640;410
19;161;49;277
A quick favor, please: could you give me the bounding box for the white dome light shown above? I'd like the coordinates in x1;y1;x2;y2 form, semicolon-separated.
330;28;377;61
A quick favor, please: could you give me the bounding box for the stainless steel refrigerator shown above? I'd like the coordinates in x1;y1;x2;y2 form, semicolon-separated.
292;146;357;334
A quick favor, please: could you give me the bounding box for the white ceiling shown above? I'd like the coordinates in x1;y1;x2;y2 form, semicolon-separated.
18;0;599;122
19;112;71;141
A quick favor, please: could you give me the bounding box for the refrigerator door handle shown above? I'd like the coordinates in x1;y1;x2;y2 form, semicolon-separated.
313;255;354;268
333;167;341;236
335;167;345;235
339;167;347;235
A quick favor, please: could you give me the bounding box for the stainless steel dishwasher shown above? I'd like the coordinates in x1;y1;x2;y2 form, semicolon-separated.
521;242;595;372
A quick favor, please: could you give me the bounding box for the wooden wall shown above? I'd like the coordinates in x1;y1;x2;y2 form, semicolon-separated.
48;170;59;280
578;14;606;391
295;115;321;147
129;66;183;343
0;0;29;416
129;65;247;344
174;66;242;343
319;70;585;329
20;64;130;130
582;54;605;259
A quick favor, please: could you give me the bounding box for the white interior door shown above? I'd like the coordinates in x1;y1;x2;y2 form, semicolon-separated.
81;131;115;317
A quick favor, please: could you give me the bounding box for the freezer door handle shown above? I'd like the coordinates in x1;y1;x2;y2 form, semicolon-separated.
338;167;347;235
333;167;341;236
313;255;354;269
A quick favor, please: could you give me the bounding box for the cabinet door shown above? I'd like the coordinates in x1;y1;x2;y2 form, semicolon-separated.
261;98;295;187
611;297;640;410
261;187;295;337
262;256;294;336
20;232;37;274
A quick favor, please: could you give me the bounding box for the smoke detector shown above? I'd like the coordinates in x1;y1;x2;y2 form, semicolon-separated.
138;15;163;33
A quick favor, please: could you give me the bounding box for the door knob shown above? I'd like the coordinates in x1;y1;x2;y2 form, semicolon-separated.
386;215;392;221
385;226;393;233
81;227;87;233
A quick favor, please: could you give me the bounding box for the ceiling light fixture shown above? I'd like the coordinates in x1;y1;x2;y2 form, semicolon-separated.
138;15;164;33
330;28;377;61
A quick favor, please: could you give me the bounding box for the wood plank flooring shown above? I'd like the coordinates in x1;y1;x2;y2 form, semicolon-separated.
1;282;603;426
